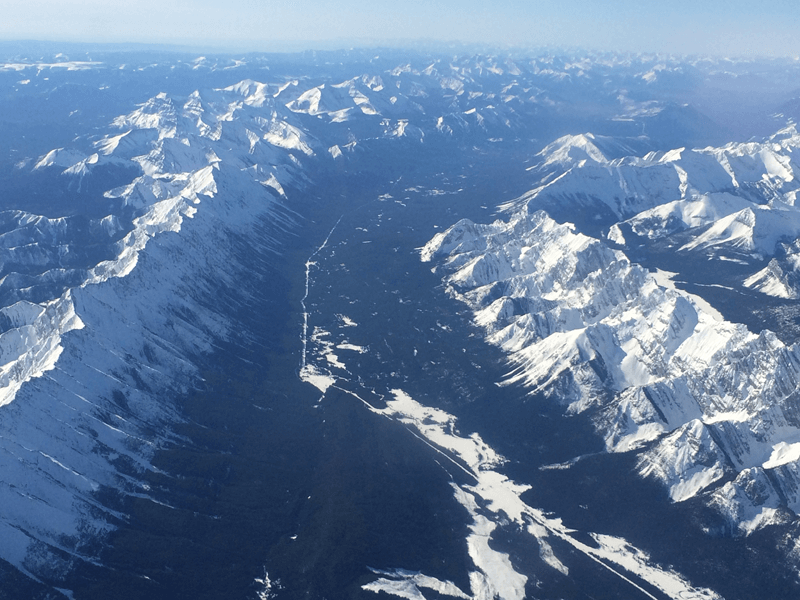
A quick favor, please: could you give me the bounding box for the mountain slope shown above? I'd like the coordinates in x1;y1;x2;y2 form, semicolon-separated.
423;199;800;536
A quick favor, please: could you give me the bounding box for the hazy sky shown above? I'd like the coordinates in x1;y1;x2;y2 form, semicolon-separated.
3;0;800;57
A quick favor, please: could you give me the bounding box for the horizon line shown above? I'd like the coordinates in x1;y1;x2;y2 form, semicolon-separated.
0;38;799;62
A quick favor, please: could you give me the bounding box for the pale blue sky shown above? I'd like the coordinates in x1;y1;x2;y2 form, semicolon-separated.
3;0;800;57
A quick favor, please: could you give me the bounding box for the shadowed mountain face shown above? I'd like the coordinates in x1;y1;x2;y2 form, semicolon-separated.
2;46;800;600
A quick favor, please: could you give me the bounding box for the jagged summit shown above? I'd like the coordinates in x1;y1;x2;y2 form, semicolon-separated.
535;132;651;167
424;203;800;533
422;115;800;540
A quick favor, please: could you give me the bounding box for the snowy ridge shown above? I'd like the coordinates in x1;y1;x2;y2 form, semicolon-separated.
423;206;800;533
510;125;800;260
0;80;315;582
5;85;260;411
743;237;800;299
0;210;123;311
743;258;799;299
0;295;83;408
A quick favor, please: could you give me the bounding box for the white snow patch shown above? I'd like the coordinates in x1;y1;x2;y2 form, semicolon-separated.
607;224;626;245
364;569;469;600
34;148;86;170
719;256;749;264
704;410;753;424
325;352;346;369
652;269;724;322
299;364;335;393
588;534;722;599
255;568;279;600
764;442;800;469
336;343;367;353
744;262;798;299
336;314;357;327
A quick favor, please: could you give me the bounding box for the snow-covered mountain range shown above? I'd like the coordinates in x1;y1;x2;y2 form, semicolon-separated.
422;120;800;537
2;45;800;599
423;206;800;529
0;78;311;587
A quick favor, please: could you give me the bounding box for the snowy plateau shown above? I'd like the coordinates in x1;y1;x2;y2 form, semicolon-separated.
2;43;800;599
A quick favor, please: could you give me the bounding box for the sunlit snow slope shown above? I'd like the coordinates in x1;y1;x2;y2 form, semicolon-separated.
424;139;800;534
